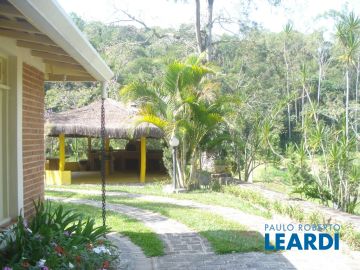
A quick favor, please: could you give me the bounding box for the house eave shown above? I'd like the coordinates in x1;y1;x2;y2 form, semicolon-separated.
8;0;114;82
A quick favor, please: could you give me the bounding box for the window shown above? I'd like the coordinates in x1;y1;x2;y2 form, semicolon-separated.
0;56;8;89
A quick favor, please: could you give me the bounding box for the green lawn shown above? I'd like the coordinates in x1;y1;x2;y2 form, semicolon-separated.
47;183;272;219
47;190;267;254
51;201;164;257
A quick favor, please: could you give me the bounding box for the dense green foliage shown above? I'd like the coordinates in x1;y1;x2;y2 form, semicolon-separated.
45;9;359;213
0;201;117;269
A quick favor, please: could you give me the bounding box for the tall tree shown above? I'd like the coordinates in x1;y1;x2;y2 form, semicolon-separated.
336;12;360;139
283;22;293;138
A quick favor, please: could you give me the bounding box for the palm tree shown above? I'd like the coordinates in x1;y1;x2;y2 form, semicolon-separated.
120;56;223;187
336;12;360;140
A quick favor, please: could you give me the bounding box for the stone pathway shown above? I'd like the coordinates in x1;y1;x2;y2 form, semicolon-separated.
47;188;282;235
48;196;212;256
47;192;360;270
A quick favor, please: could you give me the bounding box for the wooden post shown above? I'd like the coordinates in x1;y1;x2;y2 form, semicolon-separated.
140;137;146;183
59;133;65;171
87;137;92;156
105;138;110;176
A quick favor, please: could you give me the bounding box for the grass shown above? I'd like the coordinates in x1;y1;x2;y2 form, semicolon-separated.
48;180;360;250
47;183;272;219
50;201;164;257
252;164;294;194
222;185;360;250
47;190;267;254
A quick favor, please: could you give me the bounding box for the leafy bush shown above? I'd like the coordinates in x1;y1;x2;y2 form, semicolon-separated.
340;223;360;250
0;200;118;270
210;180;222;192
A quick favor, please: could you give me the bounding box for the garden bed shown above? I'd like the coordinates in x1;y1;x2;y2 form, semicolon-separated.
0;201;119;270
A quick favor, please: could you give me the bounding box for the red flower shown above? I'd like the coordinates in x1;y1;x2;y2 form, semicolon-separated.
75;255;81;264
102;260;110;269
21;260;30;268
55;245;64;255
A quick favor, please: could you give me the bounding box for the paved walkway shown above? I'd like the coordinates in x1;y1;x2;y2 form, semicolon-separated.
47;188;284;235
47;192;360;270
48;196;212;257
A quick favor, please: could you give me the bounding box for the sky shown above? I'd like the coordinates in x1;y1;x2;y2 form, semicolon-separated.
57;0;360;36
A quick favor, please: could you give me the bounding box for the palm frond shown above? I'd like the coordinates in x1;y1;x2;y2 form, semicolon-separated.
138;113;169;130
164;61;183;93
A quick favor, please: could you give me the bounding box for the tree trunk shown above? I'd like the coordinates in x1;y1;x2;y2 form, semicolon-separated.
345;68;350;140
248;160;254;183
283;41;291;139
356;58;359;150
235;144;242;181
317;63;322;103
301;86;305;129
195;0;203;54
294;97;298;122
188;150;199;188
176;157;185;188
206;0;214;61
244;147;248;181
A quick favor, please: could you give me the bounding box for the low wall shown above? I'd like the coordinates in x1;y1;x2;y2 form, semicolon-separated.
45;170;71;185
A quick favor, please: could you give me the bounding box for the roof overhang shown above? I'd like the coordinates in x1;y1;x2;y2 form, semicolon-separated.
2;0;113;82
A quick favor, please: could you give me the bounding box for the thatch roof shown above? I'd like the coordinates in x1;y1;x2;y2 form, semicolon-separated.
45;99;163;139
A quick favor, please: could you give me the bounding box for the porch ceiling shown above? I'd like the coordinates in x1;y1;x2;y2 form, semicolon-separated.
0;0;105;82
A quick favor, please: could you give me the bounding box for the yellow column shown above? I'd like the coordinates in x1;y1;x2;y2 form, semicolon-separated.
105;138;110;176
140;137;146;183
59;133;65;171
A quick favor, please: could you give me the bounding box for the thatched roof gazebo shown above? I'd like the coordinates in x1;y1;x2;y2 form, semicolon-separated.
45;98;163;139
45;98;164;184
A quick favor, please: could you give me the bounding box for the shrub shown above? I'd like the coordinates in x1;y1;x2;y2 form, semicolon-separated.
210;180;222;192
223;185;271;210
0;200;118;270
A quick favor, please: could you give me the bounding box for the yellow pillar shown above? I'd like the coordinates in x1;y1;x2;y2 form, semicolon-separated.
140;137;146;183
59;133;65;171
105;138;110;176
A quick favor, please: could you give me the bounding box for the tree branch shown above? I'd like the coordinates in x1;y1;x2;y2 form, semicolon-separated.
113;8;180;40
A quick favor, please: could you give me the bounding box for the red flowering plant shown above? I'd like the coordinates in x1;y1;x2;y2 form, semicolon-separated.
0;200;119;270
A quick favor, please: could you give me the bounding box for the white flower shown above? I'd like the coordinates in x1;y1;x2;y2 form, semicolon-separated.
69;262;74;269
93;245;111;255
36;259;46;267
